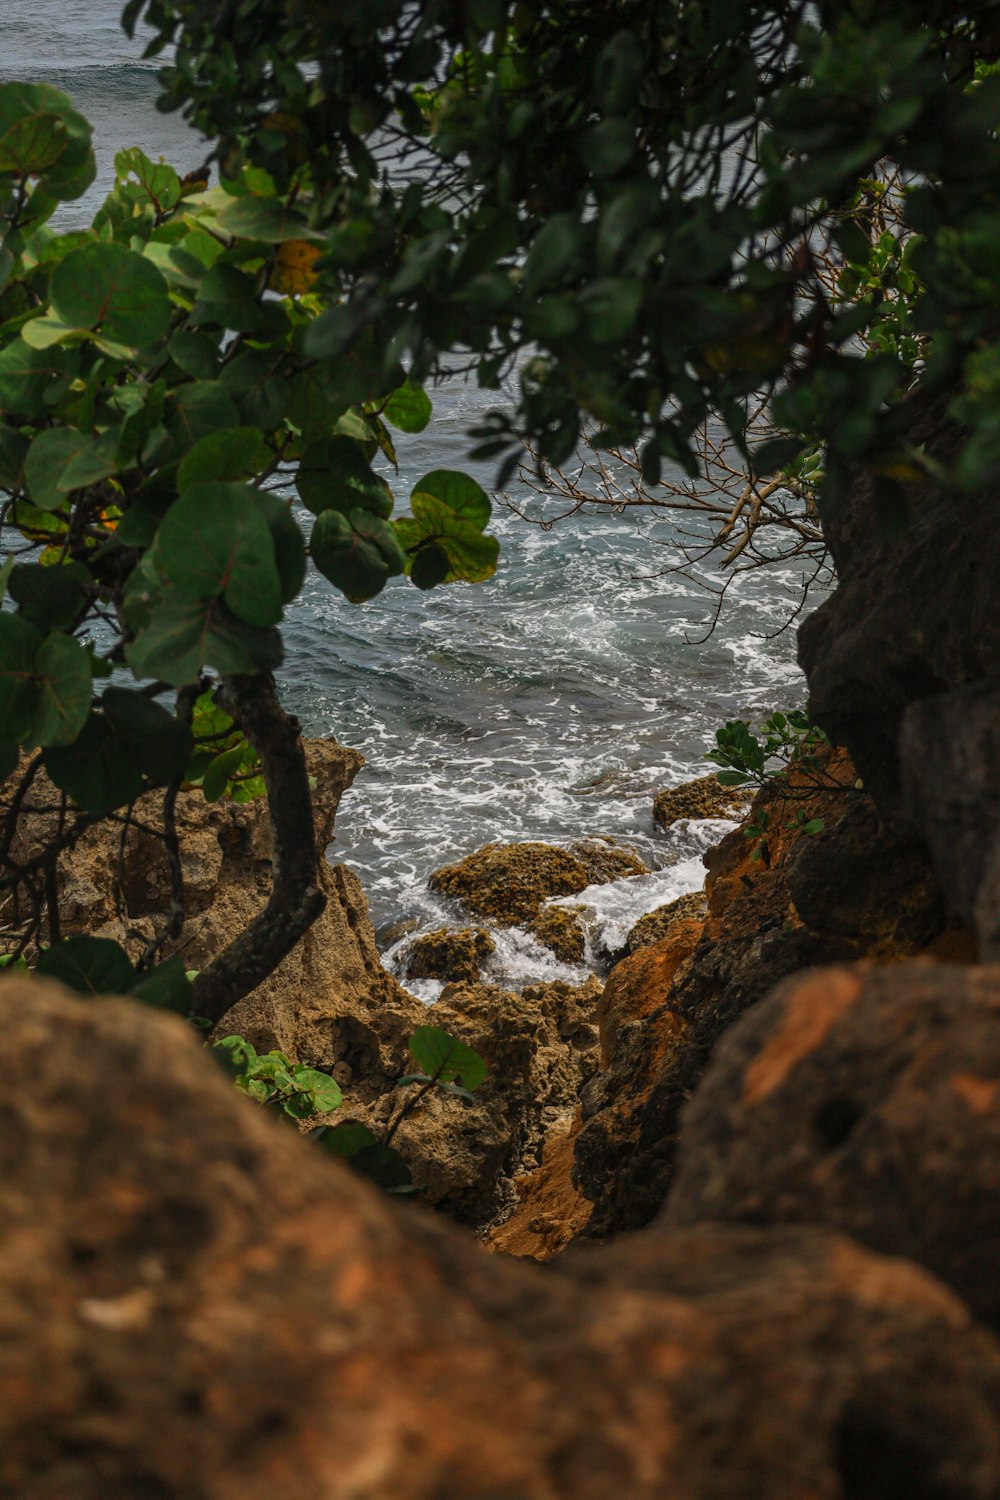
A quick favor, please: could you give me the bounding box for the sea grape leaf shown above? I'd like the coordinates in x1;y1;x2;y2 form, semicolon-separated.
127;590;284;686
0;612;43;741
44;711;144;813
29;630;92;747
168;330;220;380
36;935;135;996
408;1025;487;1090
114;146;181;214
7;560;89;630
0;339;66;416
166;381;241;458
191;265;265;332
349;1143;414;1191
101;686;193;783
155;481;282;627
177;427;271;490
394;494;499;583
311;507;406;602
128;955;192;1015
312;1121;378;1158
253;490;307;604
295;435;394;519
383;381;432;433
409;541;451;590
215;195;323;243
411;468;491;529
0;112;68;175
287;1066;343;1115
24;426;119;508
49;242;171;347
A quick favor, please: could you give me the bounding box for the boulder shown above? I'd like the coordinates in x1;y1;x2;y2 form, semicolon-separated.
653;772;752;830
428;838;647;927
401;925;496;983
4;977;1000;1500
529;903;586;963
574;750;962;1237
663;959;1000;1332
626;890;707;953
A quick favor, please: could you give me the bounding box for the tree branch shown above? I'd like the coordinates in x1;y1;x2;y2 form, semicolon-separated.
191;673;326;1025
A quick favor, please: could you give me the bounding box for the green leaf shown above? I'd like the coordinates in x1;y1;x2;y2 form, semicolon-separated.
44;711;143;813
128;955;192;1015
410;468;491;529
114;147;181;214
409;541;451;590
383;381;432;433
155;481;283;627
0;112;69;175
102;687;193;783
408;1025;487;1090
581;279;642;343
291;1066;344;1112
36;935;135;996
177;427;271;490
7;561;89;630
24;427;118;509
0;612;43;741
166;381;241;458
29;631;92;748
523;214;581;296
395;493;499;584
215;195;323;243
253;490;307;604
49;243;171;347
192;265;265;332
168;331;220;380
0;339;66;416
715;770;752;786
312;1121;378;1158
295;436;394;519
349;1143;414;1191
311;508;406;602
579;119;634;176
127;591;283;687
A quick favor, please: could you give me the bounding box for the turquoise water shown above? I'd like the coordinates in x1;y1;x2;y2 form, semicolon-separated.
1;2;822;984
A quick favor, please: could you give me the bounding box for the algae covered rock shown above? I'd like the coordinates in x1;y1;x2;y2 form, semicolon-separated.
529;905;586;963
652;773;751;831
626;890;707;953
429;838;647;928
402;926;496;983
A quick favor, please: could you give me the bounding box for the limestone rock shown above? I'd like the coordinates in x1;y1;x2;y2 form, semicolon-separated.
428;838;647;927
4;978;1000;1500
626;890;707;953
529;903;586;963
574;751;957;1237
401;925;495;983
653;772;752;830
485;1110;593;1259
663;959;1000;1332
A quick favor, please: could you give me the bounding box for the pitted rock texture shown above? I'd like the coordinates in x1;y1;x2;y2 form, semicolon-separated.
5;975;1000;1500
653;773;752;830
663;959;1000;1332
401;925;496;983
574;751;956;1237
429;838;647;926
626;890;708;953
529;903;587;963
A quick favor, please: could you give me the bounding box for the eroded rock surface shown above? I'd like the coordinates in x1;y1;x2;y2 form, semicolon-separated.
429;838;647;927
400;925;496;984
653;773;752;830
664;959;1000;1332
5;975;1000;1500
626;890;707;953
574;751;961;1236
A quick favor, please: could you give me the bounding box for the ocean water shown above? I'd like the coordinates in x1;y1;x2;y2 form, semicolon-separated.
1;2;823;990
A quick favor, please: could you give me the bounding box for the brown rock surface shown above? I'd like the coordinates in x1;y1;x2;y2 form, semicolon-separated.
653;773;752;830
485;1109;594;1259
626;889;707;952
401;925;495;983
529;903;586;963
429;837;647;926
320;977;604;1225
663;959;1000;1332
4;976;1000;1500
574;751;956;1236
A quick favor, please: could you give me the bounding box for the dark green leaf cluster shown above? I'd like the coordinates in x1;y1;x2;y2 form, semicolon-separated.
125;1;1000;503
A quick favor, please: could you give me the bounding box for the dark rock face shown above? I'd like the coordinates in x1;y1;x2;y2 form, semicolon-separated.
4;975;1000;1500
574;755;955;1237
664;960;1000;1333
797;400;1000;820
901;682;1000;957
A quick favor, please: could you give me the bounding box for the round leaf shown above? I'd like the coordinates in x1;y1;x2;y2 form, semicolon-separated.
349;1143;414;1191
127;591;284;687
296;436;394;519
44;712;144;814
50;243;171;347
408;1025;487;1090
177;427;271;490
409;542;451;590
383;381;432;434
0;612;43;741
411;469;491;529
29;631;92;748
36;935;135;996
156;482;283;627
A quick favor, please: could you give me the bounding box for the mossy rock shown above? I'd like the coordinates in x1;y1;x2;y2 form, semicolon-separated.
627;890;707;953
653;774;752;831
529;905;586;964
402;926;496;984
429;839;649;927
